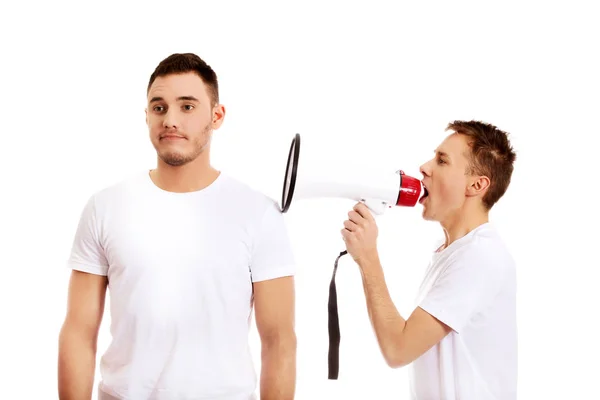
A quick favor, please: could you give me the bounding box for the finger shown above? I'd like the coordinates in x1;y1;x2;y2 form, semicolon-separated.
354;202;375;222
347;210;363;224
341;228;351;241
344;219;359;232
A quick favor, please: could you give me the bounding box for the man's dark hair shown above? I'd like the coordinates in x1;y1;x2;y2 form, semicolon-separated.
147;53;219;106
446;120;517;210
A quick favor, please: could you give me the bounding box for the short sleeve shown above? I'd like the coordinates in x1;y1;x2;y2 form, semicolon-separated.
66;195;109;276
418;247;509;333
249;199;296;282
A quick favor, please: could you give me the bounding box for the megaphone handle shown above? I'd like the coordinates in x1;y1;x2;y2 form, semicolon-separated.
328;249;347;380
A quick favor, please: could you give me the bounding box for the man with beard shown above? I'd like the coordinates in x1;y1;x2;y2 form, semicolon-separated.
58;53;297;400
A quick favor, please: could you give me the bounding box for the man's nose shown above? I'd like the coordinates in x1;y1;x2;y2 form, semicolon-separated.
163;110;179;129
419;161;430;177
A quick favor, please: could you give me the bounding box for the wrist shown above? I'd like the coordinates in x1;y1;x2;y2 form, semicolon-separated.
357;250;380;270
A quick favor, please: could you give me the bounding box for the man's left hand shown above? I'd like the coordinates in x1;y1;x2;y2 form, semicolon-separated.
341;202;379;264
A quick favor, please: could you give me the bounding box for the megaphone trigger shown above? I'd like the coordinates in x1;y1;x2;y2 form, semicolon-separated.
360;198;389;216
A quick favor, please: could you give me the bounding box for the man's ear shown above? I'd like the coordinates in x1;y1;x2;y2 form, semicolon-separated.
467;175;490;197
212;104;226;129
145;108;148;126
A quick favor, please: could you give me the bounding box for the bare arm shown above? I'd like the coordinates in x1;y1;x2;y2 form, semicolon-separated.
58;270;108;399
341;202;451;368
358;255;451;368
253;276;296;400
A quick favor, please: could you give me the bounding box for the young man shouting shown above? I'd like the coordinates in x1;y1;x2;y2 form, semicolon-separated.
342;120;518;400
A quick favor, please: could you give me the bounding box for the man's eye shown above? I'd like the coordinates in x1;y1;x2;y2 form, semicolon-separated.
183;104;194;111
153;106;165;112
437;159;446;165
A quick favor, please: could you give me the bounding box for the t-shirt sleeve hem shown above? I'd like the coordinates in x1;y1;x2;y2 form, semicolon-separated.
251;265;295;283
418;301;462;334
67;262;108;276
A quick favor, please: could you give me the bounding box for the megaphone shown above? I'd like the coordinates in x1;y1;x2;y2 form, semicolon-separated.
279;133;424;381
280;133;423;214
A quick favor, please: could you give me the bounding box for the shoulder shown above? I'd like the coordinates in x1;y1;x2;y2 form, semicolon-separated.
472;223;515;266
85;171;149;211
447;223;516;274
218;173;282;217
217;174;290;250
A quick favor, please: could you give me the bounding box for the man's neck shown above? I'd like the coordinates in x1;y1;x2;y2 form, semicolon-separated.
440;208;489;250
150;156;220;193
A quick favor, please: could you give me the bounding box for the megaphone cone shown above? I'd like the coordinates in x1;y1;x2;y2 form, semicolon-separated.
281;133;422;214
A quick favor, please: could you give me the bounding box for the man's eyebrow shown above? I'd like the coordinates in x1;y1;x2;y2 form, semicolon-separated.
176;96;200;102
435;150;450;158
149;96;200;103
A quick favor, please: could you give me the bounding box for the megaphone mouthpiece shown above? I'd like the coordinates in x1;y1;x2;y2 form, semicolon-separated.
396;170;422;207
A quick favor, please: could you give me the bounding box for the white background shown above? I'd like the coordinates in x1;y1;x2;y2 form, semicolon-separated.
2;1;599;398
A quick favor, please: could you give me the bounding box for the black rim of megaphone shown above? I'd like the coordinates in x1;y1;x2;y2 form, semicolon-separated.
281;133;300;213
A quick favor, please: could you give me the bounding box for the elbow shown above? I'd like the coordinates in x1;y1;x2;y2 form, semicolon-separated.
385;354;410;369
382;345;411;369
59;319;100;352
385;356;409;369
261;330;297;355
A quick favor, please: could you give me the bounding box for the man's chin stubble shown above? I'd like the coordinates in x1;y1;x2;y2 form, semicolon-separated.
155;134;210;167
159;147;206;167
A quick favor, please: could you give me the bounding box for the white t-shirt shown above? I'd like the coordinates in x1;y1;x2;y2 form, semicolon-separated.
67;171;296;400
409;222;518;400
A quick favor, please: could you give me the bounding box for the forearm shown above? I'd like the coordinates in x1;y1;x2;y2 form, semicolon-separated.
260;334;297;400
358;254;407;366
58;325;97;400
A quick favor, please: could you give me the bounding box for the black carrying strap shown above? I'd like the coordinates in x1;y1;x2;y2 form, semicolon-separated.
328;249;348;380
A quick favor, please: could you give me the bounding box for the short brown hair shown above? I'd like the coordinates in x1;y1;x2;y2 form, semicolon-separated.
147;53;219;106
446;120;517;210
